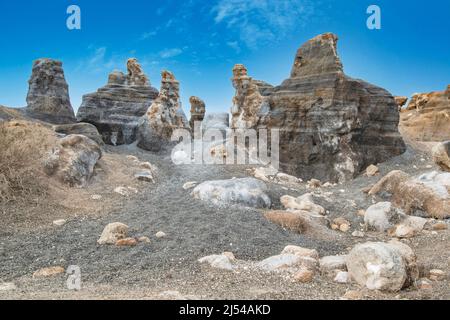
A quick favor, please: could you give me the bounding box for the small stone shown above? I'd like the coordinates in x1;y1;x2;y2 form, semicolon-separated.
366;164;379;177
293;268;314;283
115;237;138;246
114;187;130;196
139;161;156;171
352;231;365;238
53;219;66;226
319;255;347;274
138;236;151;243
198;254;234;270
183;181;198;190
33;266;65;278
432;222;448;231
97;222;129;245
281;245;319;259
0;282;16;291
392;225;415;238
126;155;139;161
334;271;349;284
418;278;432;290
340;223;350;233
91;194;102;200
156;231;167;238
429;269;446;281
135;171;154;182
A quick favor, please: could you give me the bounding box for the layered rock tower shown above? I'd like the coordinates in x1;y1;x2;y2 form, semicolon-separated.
25;58;76;124
76;58;159;145
231;33;406;182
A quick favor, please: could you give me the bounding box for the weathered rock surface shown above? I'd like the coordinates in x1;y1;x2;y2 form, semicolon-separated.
53;123;104;146
43;134;102;187
191;178;271;208
369;170;450;219
77;58;159;145
25;58;76;124
400;85;450;141
137;70;189;152
432;141;450;172
346;241;418;292
198;254;235;271
189;96;206;131
230;33;405;182
394;96;408;109
97;222;129;245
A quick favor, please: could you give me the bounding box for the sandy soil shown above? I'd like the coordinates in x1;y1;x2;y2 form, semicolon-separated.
0;142;449;300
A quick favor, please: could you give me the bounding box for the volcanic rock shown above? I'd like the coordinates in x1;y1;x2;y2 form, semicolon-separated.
192;177;271;208
137;70;189;152
400;85;450;141
189;96;206;131
230;33;406;182
432;141;450;172
25;58;76;124
369;170;450;219
53;123;104;146
77;58;159;145
346;241;419;292
43;134;102;187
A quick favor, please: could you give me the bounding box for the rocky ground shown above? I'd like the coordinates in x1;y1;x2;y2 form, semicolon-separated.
1;142;449;300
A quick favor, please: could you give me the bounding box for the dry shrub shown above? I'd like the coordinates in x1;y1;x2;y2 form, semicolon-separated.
264;210;307;234
0;121;56;204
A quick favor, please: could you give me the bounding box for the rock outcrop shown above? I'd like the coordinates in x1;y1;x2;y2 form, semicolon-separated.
230;33;406;182
25;59;76;124
189;96;206;131
137;71;189;152
400;85;450;141
43;134;102;187
432;141;450;171
76;58;159;145
394;96;408;110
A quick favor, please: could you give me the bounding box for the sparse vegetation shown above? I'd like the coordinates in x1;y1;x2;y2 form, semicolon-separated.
0;121;53;204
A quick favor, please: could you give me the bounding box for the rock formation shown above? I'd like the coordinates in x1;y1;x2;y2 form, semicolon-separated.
25;58;76;124
432;141;450;171
189;96;206;131
230;33;406;182
394;96;408;110
137;71;189;152
76;58;159;145
53;123;104;146
400;85;450;141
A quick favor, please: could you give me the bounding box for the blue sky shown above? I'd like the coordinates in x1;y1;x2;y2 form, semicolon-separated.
0;0;449;115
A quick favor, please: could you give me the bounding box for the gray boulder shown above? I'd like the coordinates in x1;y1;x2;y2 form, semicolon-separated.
192;177;271;208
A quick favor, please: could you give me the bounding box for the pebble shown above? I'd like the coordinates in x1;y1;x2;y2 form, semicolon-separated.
293;268;314;283
156;231;167;238
91;194;102;200
52;219;66;226
33;266;65;278
334;271;349;284
115;238;138;247
0;282;16;291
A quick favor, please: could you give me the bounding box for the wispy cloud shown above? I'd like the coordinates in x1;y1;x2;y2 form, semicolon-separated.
159;48;184;59
212;0;314;49
139;30;157;40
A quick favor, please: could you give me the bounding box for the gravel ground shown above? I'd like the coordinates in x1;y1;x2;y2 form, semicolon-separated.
0;144;449;300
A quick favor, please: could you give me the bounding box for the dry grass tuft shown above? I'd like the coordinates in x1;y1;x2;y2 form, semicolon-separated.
0;121;56;204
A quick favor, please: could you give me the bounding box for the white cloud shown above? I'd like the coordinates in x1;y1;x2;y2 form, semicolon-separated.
212;0;314;49
139;30;157;40
159;48;183;59
226;41;241;53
